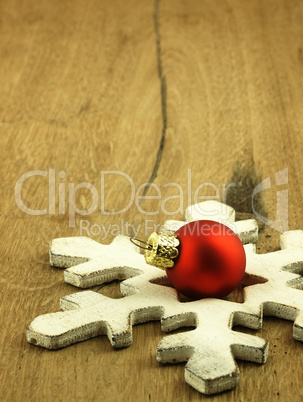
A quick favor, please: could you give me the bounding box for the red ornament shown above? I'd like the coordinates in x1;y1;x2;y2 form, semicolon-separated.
140;220;246;300
166;220;246;299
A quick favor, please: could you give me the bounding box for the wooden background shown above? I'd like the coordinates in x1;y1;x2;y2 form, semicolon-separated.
1;0;303;400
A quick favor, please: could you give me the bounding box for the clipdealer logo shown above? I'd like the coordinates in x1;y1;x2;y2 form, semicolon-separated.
14;168;289;233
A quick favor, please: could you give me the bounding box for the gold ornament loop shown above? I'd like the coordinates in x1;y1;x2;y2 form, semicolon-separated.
144;232;180;269
130;237;152;251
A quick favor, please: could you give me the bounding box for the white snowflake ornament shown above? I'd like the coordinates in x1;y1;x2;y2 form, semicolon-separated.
26;201;303;395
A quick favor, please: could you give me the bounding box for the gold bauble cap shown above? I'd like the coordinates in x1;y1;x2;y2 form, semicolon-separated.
144;232;180;269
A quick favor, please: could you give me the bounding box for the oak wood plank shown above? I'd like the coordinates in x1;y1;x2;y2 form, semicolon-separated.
0;0;303;400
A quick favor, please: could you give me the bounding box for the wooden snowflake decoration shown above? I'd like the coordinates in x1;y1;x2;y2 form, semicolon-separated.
26;201;303;395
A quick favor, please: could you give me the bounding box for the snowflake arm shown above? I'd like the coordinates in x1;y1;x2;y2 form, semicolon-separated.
161;200;258;244
157;299;268;395
243;234;303;341
50;235;145;288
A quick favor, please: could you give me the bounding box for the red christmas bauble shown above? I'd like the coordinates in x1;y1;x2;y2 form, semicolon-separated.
166;220;246;299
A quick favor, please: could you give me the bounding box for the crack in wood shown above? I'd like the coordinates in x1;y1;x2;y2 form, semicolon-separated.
141;0;167;198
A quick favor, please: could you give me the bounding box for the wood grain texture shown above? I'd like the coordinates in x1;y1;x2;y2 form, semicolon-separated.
1;0;303;400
